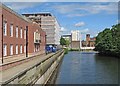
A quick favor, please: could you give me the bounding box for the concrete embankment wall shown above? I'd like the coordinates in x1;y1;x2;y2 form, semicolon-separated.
2;49;64;85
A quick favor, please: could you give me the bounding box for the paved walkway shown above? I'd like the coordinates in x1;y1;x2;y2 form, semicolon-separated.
0;52;58;84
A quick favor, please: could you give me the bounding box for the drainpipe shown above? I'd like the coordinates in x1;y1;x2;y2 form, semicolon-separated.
2;14;3;64
26;26;28;57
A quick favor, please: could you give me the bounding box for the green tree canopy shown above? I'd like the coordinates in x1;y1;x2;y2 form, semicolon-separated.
95;24;120;57
60;37;66;46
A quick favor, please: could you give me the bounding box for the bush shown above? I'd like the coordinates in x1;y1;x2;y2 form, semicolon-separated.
64;48;68;54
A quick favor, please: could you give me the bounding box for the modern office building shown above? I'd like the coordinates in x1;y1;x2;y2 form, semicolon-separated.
0;4;46;64
22;13;61;46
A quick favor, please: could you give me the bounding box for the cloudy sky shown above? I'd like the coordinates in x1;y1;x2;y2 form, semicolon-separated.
3;1;119;40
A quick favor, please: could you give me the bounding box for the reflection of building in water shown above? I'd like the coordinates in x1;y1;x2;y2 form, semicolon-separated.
82;34;96;47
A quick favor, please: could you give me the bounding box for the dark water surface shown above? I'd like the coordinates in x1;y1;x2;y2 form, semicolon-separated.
55;51;118;84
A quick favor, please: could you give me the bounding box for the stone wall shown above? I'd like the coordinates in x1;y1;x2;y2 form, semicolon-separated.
2;50;64;85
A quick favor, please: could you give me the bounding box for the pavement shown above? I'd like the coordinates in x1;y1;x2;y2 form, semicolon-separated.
0;51;58;84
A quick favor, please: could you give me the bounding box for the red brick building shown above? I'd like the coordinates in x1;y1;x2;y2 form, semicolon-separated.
82;34;96;47
0;4;46;64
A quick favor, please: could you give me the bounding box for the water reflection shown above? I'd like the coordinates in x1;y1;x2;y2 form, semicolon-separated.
56;51;118;84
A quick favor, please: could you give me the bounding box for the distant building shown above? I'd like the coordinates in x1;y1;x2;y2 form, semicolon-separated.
71;30;80;49
23;13;61;46
71;30;80;41
82;34;96;47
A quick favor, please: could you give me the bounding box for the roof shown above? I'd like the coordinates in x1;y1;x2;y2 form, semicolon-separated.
0;3;31;23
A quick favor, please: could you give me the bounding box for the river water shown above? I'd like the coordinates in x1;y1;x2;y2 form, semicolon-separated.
55;51;119;84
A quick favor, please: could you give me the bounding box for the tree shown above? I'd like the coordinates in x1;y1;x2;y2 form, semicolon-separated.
95;24;120;57
60;37;66;47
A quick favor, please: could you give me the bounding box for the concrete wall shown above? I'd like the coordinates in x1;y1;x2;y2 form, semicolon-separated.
71;41;80;49
2;50;64;85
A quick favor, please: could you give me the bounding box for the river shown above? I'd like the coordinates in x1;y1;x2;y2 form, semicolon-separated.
55;51;119;84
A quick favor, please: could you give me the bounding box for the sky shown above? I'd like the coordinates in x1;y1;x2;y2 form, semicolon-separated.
3;1;119;40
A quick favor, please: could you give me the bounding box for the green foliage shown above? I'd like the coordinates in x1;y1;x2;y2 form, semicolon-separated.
64;48;68;54
60;37;70;47
95;24;120;57
60;37;66;46
69;48;79;51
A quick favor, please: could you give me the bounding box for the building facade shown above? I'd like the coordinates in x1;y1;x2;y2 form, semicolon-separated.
22;13;61;46
0;4;46;64
82;34;96;47
71;30;80;41
71;30;80;49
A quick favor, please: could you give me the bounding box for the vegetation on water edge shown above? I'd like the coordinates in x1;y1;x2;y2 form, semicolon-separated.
64;48;68;54
94;24;120;57
69;49;79;51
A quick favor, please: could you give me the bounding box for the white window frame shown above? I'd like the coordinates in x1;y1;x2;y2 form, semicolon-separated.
24;45;26;53
16;45;18;54
16;26;18;38
3;21;7;36
10;44;13;55
24;29;26;39
20;28;22;38
20;45;22;54
3;44;7;56
10;24;13;37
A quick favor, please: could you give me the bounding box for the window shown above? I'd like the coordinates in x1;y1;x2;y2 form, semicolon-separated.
20;28;22;38
24;45;26;53
3;21;7;36
20;45;22;54
3;44;7;56
10;44;13;55
16;45;18;54
16;26;18;38
24;29;26;39
10;24;13;37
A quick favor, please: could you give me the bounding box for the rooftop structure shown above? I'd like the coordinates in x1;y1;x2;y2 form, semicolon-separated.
23;13;61;46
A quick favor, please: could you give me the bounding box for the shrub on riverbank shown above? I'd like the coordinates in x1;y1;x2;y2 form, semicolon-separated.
69;48;79;51
64;48;68;54
95;24;120;58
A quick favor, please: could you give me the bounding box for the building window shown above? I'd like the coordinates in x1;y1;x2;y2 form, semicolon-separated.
3;21;7;36
10;24;13;37
16;26;18;38
24;45;26;53
3;44;7;56
20;45;22;54
16;45;18;54
20;28;22;38
24;29;26;39
10;44;13;55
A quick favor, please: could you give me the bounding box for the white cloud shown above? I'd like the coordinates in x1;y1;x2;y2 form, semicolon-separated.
4;2;41;11
67;14;86;17
52;2;118;17
80;28;89;34
75;22;85;27
60;27;68;32
2;0;119;2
